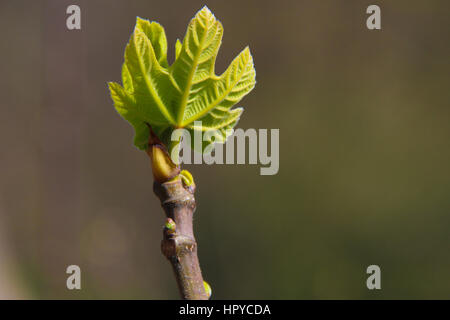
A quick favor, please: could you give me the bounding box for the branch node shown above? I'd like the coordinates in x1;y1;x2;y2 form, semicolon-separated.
153;177;207;300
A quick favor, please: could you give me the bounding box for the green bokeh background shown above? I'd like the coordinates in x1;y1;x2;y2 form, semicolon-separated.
0;0;449;299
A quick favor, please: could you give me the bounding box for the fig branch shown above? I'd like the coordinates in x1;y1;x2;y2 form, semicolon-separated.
147;130;209;300
108;6;254;300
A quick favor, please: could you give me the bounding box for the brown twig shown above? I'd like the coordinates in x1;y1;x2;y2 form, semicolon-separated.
153;178;208;300
146;126;207;300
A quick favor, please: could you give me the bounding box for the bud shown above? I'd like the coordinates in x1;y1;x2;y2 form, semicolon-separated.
164;218;176;232
180;170;194;186
163;218;176;236
145;125;180;183
147;144;180;183
203;281;212;299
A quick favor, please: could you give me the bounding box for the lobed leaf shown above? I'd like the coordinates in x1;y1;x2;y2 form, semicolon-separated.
108;6;256;156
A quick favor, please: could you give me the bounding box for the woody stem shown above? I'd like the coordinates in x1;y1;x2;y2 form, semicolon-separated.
153;178;208;300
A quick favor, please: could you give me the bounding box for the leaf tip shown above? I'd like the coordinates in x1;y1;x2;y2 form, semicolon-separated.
135;16;147;24
107;81;119;95
196;5;216;22
199;5;212;14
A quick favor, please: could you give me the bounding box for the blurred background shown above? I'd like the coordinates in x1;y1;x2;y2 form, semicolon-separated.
0;0;449;299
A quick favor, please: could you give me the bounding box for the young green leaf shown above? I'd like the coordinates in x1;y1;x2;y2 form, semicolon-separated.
108;6;256;156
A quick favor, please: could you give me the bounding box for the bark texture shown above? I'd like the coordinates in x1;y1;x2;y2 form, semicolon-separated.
154;178;208;300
